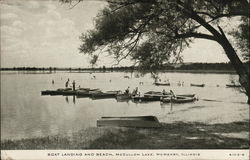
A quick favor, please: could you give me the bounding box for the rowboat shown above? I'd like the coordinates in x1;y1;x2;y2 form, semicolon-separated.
144;91;195;100
176;94;195;97
161;96;196;103
144;91;163;95
91;91;120;99
226;84;241;88
41;90;57;95
116;93;131;100
132;95;159;102
144;91;170;100
41;88;73;95
76;89;102;98
97;116;161;128
190;83;205;87
154;82;170;86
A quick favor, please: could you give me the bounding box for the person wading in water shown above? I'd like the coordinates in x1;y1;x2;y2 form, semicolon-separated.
72;80;76;91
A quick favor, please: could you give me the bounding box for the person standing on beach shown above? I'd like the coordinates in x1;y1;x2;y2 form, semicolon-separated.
125;87;130;94
72;80;76;91
65;79;69;88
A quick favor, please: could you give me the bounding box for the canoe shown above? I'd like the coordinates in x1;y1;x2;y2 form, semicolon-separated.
161;96;196;103
97;116;161;128
154;82;170;86
190;83;205;87
226;84;241;88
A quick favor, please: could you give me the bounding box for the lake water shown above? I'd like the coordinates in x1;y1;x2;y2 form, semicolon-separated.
1;71;249;140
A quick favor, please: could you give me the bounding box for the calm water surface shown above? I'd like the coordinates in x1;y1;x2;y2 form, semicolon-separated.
1;71;249;140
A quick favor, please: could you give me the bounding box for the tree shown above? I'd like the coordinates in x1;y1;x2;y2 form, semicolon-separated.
62;0;250;104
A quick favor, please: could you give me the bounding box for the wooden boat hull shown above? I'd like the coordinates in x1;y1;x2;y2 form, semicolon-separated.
97;116;161;128
61;91;78;95
176;94;195;97
132;96;159;102
226;84;241;88
92;93;116;99
76;90;101;98
144;93;195;100
41;88;100;96
91;91;120;99
161;96;196;103
116;94;131;100
154;82;170;86
41;90;65;95
190;84;205;87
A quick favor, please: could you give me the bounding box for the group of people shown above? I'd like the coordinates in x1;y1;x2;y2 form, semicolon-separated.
177;81;184;86
65;79;76;91
125;87;139;96
124;87;175;97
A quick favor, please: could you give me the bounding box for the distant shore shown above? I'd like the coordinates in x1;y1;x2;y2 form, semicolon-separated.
0;69;236;74
0;62;241;74
1;121;249;149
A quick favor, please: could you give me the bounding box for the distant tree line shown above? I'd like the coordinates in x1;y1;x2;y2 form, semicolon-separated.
1;62;248;72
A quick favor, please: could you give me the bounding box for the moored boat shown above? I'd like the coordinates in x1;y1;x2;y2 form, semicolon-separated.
41;88;73;95
154;82;170;86
76;89;102;98
190;83;205;87
161;96;196;103
116;93;131;100
91;91;120;99
226;84;241;88
176;94;195;97
143;91;195;100
132;95;159;102
97;116;161;128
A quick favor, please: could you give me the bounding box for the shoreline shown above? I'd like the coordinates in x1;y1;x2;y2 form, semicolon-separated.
0;69;236;74
1;121;249;149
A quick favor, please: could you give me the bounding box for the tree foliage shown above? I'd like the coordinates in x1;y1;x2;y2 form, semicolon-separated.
231;17;250;61
63;0;249;69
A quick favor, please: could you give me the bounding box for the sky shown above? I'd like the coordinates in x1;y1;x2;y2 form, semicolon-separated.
0;0;231;68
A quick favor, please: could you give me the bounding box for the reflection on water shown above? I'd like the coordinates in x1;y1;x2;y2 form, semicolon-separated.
1;71;249;140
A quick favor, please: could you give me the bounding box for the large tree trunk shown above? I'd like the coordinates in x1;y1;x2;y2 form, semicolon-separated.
217;34;250;104
185;12;250;104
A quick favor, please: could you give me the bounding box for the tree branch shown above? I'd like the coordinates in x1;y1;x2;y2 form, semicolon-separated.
175;32;217;41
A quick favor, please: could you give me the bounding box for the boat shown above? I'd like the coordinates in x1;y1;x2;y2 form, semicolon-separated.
190;83;205;87
144;91;170;100
41;88;73;95
41;90;56;95
161;96;196;103
97;116;161;128
116;93;131;100
176;94;195;97
226;84;241;88
154;82;170;86
91;91;120;99
76;89;102;98
132;95;159;102
143;91;195;100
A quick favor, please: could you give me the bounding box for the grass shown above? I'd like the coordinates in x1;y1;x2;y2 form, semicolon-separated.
1;121;249;149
